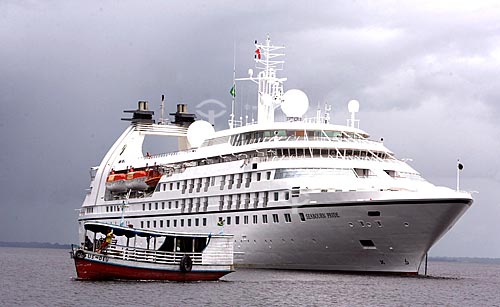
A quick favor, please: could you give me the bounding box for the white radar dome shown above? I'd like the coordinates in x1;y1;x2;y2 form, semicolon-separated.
348;99;360;113
281;89;309;118
187;120;215;148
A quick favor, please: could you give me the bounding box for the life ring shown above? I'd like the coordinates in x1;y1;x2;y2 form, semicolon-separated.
180;255;192;272
75;250;85;260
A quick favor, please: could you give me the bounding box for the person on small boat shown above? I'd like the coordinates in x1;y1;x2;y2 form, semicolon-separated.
98;228;114;253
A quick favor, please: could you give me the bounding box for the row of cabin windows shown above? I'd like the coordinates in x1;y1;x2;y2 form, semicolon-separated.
230;129;365;146
141;217;208;229
138;191;289;213
158;171;273;193
219;213;292;225
137;212;294;230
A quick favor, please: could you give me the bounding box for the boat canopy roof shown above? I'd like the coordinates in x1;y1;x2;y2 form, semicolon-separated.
83;221;232;238
84;221;163;238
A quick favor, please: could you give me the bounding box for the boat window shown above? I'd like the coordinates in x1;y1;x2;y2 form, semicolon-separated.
274;192;279;201
368;211;381;217
155;203;158;210
266;171;271;180
175;200;179;208
188;219;191;227
161;202;165;210
158;236;174;252
148;203;152;210
284;213;292;223
176;237;193;252
299;213;306;222
173;220;177;227
359;240;376;249
202;218;207;226
168;201;172;209
262;215;268;224
153;220;156;228
244;216;249;224
227;216;231;225
147;221;150;228
235;216;240;225
272;214;279;223
195;218;199;226
354;168;371;178
275;168;354;179
141;221;144;228
257;173;261;181
181;219;184;227
170;183;173;190
166;220;170;227
142;204;145;211
253;215;258;224
194;238;207;252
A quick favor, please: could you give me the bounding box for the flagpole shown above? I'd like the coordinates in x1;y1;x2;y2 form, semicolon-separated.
230;41;236;129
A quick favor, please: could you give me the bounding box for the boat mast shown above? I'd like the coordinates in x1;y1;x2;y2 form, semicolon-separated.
236;35;287;125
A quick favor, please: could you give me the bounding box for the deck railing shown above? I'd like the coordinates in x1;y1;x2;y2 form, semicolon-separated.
86;244;203;265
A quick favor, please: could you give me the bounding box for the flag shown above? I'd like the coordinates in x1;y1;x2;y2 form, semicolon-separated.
255;48;261;59
458;162;464;170
230;84;236;98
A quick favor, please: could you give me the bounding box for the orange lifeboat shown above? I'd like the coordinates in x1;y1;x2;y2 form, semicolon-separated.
145;169;162;188
106;173;127;192
125;170;148;191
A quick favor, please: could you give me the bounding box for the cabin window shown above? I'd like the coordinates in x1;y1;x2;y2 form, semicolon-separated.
266;171;271;180
299;213;306;222
176;182;180;189
203;218;207;226
181;219;184;227
252;163;257;169
285;192;290;200
368;211;381;217
168;201;172;209
155;203;158;210
188;219;191;227
227;216;232;225
195;218;199;227
274;192;279;201
235;216;240;225
173;220;177;227
142;204;145;211
170;183;173;190
161;202;165;210
153;220;156;228
257;173;261;181
175;200;179;209
166;220;170;227
284;213;292;223
253;215;258;224
141;221;144;228
148;203;152;210
262;215;268;224
359;240;376;249
272;214;279;223
244;215;249;224
147;221;150;228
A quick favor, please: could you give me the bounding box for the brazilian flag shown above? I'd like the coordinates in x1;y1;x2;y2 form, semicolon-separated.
230;84;236;98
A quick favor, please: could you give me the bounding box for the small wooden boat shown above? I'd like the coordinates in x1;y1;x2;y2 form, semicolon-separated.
70;222;234;281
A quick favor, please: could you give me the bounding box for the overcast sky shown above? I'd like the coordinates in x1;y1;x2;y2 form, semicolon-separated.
1;1;499;257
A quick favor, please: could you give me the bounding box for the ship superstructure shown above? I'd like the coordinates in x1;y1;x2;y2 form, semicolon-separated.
78;37;472;274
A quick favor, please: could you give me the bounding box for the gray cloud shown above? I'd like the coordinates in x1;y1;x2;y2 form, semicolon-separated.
1;1;499;256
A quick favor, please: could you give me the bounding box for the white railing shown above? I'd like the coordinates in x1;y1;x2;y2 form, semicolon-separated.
99;244;203;265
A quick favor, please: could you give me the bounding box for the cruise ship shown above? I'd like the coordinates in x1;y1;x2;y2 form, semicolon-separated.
77;37;472;274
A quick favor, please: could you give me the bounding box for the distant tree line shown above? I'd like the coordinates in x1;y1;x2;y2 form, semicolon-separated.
0;241;71;249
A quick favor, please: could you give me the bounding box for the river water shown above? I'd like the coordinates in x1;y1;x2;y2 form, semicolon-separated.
1;247;499;306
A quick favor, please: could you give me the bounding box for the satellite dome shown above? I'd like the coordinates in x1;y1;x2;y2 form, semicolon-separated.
187;120;215;148
348;100;360;113
281;89;309;118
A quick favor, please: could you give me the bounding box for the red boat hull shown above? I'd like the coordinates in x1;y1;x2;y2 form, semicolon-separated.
74;258;230;281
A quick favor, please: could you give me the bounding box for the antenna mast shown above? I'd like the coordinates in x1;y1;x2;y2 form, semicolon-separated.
236;35;287;124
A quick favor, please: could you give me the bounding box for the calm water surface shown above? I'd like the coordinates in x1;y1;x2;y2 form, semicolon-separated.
1;247;499;306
